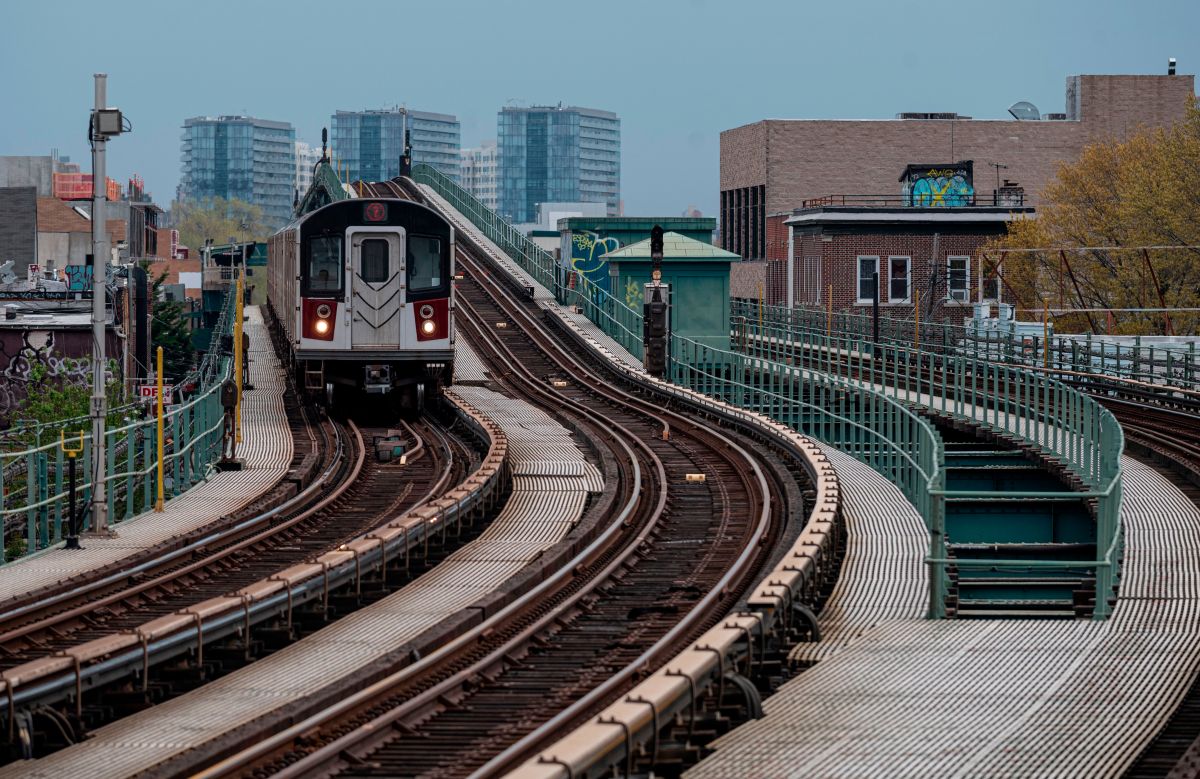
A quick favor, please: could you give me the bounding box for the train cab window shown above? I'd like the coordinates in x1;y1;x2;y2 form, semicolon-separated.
407;235;442;292
359;238;390;283
307;235;343;293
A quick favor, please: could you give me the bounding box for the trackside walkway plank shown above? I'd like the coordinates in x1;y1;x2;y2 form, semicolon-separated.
2;379;602;779
790;448;928;665
686;455;1200;778
0;307;291;603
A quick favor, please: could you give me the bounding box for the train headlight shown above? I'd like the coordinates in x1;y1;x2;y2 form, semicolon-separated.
315;319;330;335
421;319;436;335
316;304;332;319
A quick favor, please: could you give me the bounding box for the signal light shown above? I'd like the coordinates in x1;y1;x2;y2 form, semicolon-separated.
316;303;332;319
419;304;434;319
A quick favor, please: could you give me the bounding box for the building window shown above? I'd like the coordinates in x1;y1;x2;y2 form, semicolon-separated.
947;255;970;302
857;255;880;304
359;238;390;283
888;256;910;303
803;256;821;304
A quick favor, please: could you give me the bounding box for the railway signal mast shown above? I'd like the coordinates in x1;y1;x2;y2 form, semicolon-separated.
643;225;670;377
88;73;126;536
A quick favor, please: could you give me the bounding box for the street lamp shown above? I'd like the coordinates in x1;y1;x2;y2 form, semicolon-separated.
88;73;126;537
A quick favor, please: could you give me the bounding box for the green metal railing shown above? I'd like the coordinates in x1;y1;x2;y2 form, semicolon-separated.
0;291;236;563
669;332;950;613
732;311;1124;617
734;299;1200;395
413;164;558;295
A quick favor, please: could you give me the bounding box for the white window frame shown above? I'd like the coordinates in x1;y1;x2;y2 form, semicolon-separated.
856;255;880;304
887;255;911;303
947;255;970;302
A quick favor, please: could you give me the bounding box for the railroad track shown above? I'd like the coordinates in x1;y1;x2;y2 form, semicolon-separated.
187;179;818;779
0;383;485;762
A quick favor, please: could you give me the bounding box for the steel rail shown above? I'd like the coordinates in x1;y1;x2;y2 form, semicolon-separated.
0;414;344;634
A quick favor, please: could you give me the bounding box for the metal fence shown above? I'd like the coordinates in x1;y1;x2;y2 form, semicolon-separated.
731;312;1124;617
0;290;235;562
734;298;1200;395
413;165;559;296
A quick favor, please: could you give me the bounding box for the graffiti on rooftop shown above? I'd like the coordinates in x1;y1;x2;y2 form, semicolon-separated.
902;161;976;208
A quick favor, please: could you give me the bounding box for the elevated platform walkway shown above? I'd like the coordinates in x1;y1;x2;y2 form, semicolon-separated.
0;307;292;605
687;454;1200;777
3;379;602;779
421;184;645;372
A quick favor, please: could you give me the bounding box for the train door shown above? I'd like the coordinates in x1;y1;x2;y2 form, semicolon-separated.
348;228;405;349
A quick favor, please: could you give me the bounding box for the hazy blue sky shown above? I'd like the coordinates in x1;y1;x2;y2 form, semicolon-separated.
2;0;1197;217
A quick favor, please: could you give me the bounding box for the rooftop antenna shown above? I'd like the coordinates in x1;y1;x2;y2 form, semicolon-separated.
990;162;1009;192
321;127;328;161
1169;57;1177;76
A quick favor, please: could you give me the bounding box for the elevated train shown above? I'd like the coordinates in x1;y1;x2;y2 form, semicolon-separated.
266;192;454;410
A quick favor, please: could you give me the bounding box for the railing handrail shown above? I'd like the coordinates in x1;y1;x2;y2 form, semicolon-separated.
733;298;1200;394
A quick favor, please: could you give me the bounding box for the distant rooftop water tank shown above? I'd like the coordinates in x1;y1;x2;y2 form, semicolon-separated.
1008;101;1041;120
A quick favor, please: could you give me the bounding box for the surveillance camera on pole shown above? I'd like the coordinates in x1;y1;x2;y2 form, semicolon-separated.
87;73;126;537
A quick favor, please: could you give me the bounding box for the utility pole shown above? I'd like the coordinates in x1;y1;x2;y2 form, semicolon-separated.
88;74;124;536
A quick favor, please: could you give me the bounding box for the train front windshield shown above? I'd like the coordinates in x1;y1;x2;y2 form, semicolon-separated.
308;235;343;292
407;235;442;292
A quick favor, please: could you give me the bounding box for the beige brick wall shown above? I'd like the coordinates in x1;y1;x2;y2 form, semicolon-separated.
730;260;767;299
722;74;1195;214
720;122;768;191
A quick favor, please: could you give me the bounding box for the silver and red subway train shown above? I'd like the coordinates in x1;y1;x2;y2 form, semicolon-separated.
266;195;454;410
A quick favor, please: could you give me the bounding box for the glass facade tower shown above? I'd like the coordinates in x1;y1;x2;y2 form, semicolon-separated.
179;116;296;227
331;108;461;184
497;105;620;224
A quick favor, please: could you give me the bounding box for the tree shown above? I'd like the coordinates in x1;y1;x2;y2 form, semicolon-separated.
10;359;125;446
170;196;271;253
991;99;1200;335
148;269;196;380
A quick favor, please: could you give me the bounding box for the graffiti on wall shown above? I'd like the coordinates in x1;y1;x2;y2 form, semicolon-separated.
904;162;975;208
64;265;93;292
569;231;621;289
0;328;104;422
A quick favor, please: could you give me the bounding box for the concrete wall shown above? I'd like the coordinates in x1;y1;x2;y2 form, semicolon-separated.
0;187;37;267
0;157;55;197
36;232;90;270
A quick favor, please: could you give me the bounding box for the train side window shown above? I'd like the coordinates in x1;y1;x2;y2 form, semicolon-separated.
408;235;442;292
307;235;343;293
359;238;390;283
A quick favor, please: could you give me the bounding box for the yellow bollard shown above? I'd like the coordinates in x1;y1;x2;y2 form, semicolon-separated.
826;284;833;339
155;345;164;512
235;273;244;444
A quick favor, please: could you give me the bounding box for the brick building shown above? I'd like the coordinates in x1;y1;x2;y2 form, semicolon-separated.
780;205;1033;321
720;73;1196;261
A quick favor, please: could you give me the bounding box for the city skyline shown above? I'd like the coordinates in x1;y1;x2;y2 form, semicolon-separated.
2;0;1198;218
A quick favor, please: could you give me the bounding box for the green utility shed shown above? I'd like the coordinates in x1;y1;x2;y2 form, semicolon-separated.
602;232;739;350
559;216;717;292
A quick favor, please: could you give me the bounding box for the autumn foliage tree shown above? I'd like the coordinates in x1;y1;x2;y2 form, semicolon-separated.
170;197;271;254
992;100;1200;335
